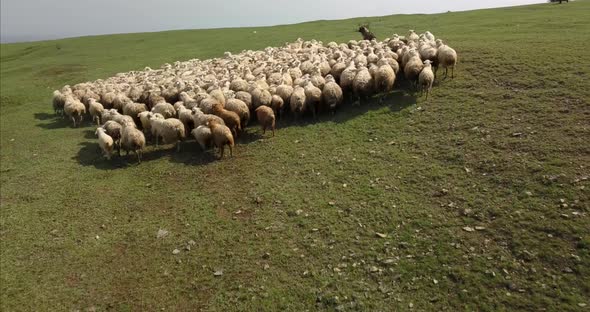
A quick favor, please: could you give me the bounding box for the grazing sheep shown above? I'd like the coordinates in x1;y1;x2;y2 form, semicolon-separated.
224;98;250;127
191;107;225;128
101;92;116;109
95;127;114;160
151;102;176;119
103;120;122;155
321;74;343;113
150;113;186;152
64;96;86;127
191;126;212;150
120;120;146;163
208;119;234;159
255;105;276;137
212;103;241;138
418;60;435;99
404;55;424;88
88;98;105;125
436;40;458;78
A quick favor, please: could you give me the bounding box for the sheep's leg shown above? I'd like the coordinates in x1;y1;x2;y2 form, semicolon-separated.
136;150;141;163
229;144;233;157
444;67;448;79
451;66;455;78
262;125;266;134
272;126;275;137
176;141;181;153
219;146;225;159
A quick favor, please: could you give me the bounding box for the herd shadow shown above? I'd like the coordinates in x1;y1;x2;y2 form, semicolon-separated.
45;87;419;170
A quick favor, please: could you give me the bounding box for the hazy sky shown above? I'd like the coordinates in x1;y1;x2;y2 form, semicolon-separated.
1;0;544;43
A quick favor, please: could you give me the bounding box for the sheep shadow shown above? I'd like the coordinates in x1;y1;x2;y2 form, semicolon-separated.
35;112;71;129
68;86;421;170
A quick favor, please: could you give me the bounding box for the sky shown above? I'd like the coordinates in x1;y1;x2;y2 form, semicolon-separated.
0;0;545;43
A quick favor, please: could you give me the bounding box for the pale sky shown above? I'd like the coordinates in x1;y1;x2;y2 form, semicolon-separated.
0;0;545;43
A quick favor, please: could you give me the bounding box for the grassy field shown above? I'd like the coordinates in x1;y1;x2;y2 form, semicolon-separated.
1;1;589;310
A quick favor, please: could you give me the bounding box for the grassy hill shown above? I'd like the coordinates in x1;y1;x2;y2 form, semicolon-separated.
1;2;589;310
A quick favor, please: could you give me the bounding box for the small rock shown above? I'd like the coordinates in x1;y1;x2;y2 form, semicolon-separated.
511;132;523;137
213;270;223;276
100;224;106;229
157;229;169;239
172;249;180;255
463;226;475;232
563;267;573;273
369;266;379;273
525;191;533;196
328;201;336;206
188;240;196;246
475;226;486;231
375;232;387;238
464;167;471;173
262;252;270;259
95;235;100;240
263;264;270;270
578;303;587;307
409;302;414;308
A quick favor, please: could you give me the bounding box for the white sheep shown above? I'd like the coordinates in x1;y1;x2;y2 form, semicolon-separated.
436;40;458;78
52;90;66;116
418;60;435;99
64;96;86;127
321;74;343;113
88;98;105;125
150;113;186;151
120;120;146;163
191;125;212;150
151;102;176;119
95;127;114;160
352;65;373;105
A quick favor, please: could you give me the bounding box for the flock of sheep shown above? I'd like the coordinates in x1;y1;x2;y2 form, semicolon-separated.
51;30;457;163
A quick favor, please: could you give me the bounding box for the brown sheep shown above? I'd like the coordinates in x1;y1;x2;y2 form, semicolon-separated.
255;106;276;137
212;104;241;138
208;119;234;159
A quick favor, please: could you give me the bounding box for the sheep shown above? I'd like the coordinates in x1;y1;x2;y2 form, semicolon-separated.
418;60;435;99
212;103;241;138
179;92;199;109
151;102;176;118
404;54;424;88
303;81;322;119
436;40;458;78
352;65;373;105
339;61;357;100
374;63;396;103
275;84;294;106
407;30;419;42
103;120;122;155
177;105;195;135
63;96;86;127
255;105;276;137
137;111;153;136
208;119;234;159
224;98;250;127
290;85;306;120
321;74;343;114
88;98;105;125
358;26;376;41
230;78;249;92
52;90;66;116
150;113;186;152
191;126;212;150
191;107;225;128
235;91;252;109
250;87;272;108
112;94;132;111
120;120;146;163
95;127;114;160
122;102;148;124
270;95;284;119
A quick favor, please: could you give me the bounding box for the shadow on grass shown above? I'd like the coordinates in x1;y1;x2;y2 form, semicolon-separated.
63;87;417;169
34;113;71;129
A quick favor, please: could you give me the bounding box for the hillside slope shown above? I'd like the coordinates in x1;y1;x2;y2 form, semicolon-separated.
1;2;589;310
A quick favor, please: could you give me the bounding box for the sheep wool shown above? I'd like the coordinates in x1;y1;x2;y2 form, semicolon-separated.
255;105;276;137
95;127;114;160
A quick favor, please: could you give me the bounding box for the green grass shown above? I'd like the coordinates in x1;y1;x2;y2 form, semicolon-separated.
1;2;590;310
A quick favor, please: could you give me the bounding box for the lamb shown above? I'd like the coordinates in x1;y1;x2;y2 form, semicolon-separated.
208;119;234;159
224;98;250;127
436;40;458;78
191;126;212;150
255;105;276;137
321;75;343;114
103;120;122;155
137;111;153;136
212;103;241;138
151;102;176;119
120;120;146;163
418;60;435;99
150;113;186;152
352;65;373;105
290;85;306;120
52;90;66;116
63;96;86;127
95;127;114;160
88;98;105;125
